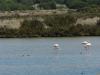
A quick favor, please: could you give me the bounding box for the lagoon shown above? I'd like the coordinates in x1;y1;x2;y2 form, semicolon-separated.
0;37;100;75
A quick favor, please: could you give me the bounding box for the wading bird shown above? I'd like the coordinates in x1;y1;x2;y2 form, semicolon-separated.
81;41;92;54
53;43;60;49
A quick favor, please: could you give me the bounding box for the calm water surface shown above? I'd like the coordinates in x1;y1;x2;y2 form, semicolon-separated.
0;37;100;75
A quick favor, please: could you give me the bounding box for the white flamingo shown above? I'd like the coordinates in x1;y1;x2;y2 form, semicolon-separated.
81;41;88;44
84;42;91;49
81;41;92;54
53;43;60;49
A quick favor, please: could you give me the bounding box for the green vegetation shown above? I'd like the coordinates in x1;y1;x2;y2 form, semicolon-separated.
18;14;100;37
0;0;100;11
0;13;100;37
0;0;100;37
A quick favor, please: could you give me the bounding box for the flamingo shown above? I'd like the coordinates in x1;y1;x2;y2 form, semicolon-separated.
81;41;88;44
84;42;91;49
81;41;92;48
81;41;92;54
53;43;60;49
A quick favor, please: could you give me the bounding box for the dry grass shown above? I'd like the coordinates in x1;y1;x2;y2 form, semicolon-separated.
76;17;100;25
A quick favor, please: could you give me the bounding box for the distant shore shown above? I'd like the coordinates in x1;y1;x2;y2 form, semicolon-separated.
0;10;99;37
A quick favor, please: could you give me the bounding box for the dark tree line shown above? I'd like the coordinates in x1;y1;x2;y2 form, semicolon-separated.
0;0;100;10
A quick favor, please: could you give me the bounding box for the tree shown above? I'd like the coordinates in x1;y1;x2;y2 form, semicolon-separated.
39;0;56;9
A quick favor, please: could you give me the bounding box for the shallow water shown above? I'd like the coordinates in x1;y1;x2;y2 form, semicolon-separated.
0;37;100;75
